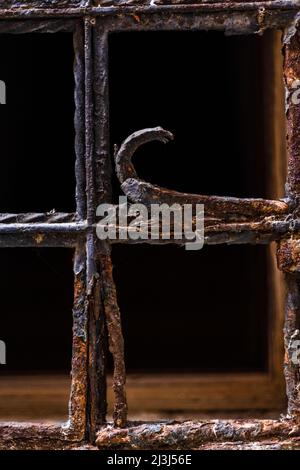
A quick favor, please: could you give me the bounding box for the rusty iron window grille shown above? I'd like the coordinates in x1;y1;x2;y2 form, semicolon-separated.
1;0;300;450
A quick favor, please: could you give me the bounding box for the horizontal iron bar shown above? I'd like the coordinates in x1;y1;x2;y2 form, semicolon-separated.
96;418;300;450
0;1;298;19
0;213;77;223
0;234;81;247
0;222;87;234
0;18;77;33
0;213;296;245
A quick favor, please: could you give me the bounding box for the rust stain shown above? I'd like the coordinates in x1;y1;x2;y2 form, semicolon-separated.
99;252;128;428
35;233;44;244
132;14;141;23
277;239;300;273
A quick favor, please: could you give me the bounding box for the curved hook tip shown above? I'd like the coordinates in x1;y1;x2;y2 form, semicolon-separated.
114;126;174;184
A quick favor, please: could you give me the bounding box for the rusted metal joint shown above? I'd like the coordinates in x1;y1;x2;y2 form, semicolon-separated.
256;6;267;35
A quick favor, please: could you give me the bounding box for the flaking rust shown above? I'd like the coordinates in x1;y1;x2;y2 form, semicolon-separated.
98;250;128;428
95;419;300;450
281;274;300;418
277;238;300;273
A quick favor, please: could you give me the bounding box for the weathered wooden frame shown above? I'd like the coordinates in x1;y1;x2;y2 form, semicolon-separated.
1;0;300;450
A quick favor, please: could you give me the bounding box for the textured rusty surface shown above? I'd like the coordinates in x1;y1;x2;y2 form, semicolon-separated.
84;18;109;441
0;423;79;450
284;16;300;197
99;8;295;35
196;439;300;449
0;2;297;32
278;239;300;273
99;249;128;428
0;213;77;223
96;419;300;449
0;0;299;12
87;258;107;439
280;12;300;423
1;0;89;7
0;19;77;33
95;0;298;4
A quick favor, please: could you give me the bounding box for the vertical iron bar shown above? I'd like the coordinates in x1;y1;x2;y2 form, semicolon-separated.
74;21;87;221
68;241;88;438
94;21;127;427
85;16;108;439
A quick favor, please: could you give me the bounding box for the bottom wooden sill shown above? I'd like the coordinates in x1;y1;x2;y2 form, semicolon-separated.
0;372;285;423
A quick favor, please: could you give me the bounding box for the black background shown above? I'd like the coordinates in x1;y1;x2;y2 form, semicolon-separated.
0;34;74;373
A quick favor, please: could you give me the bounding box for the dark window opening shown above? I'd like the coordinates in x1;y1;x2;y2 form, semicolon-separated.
0;34;75;213
112;244;269;373
0;248;74;422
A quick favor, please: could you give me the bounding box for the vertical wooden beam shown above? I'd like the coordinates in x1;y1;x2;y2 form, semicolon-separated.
262;30;286;407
